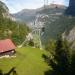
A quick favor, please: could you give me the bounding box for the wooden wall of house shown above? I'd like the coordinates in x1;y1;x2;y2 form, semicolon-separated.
0;50;15;57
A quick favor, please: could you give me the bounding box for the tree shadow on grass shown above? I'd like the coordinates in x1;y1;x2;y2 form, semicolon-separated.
42;54;53;75
0;70;3;75
44;70;52;75
0;67;18;75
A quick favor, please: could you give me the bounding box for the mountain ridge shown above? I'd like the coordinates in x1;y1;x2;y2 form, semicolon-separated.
13;4;66;23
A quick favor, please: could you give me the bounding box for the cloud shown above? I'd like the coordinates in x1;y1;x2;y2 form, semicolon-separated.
53;0;64;4
0;0;69;13
1;0;44;13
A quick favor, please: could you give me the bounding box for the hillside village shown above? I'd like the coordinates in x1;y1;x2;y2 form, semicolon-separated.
0;0;75;75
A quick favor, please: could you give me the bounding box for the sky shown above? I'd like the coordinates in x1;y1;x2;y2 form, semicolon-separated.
0;0;69;13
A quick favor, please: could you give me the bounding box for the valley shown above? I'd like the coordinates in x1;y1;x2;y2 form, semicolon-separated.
0;0;75;75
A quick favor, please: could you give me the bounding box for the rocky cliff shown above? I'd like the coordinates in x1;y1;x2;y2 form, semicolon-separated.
65;0;75;16
0;1;16;21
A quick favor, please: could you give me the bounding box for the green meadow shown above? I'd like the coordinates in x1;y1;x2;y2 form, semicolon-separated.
0;47;50;75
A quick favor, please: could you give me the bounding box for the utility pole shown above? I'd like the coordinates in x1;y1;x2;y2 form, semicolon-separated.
44;0;45;7
47;0;48;5
44;0;48;8
51;0;54;4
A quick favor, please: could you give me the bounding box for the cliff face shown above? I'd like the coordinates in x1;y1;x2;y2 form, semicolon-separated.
0;1;16;21
65;0;75;16
0;1;9;17
62;26;75;49
69;0;75;7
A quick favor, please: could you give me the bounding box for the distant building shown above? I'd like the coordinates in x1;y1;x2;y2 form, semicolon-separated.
0;39;16;57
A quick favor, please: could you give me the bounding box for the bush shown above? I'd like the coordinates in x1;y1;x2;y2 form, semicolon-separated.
28;39;34;46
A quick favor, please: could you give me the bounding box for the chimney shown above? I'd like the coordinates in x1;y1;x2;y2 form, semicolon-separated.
65;0;75;16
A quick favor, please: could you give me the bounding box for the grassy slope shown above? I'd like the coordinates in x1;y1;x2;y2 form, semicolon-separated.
0;47;49;75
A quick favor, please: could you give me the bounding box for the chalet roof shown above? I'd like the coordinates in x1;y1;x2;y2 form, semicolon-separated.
0;39;16;53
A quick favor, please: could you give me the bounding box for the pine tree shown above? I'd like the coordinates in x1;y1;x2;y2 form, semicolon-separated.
44;36;72;75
